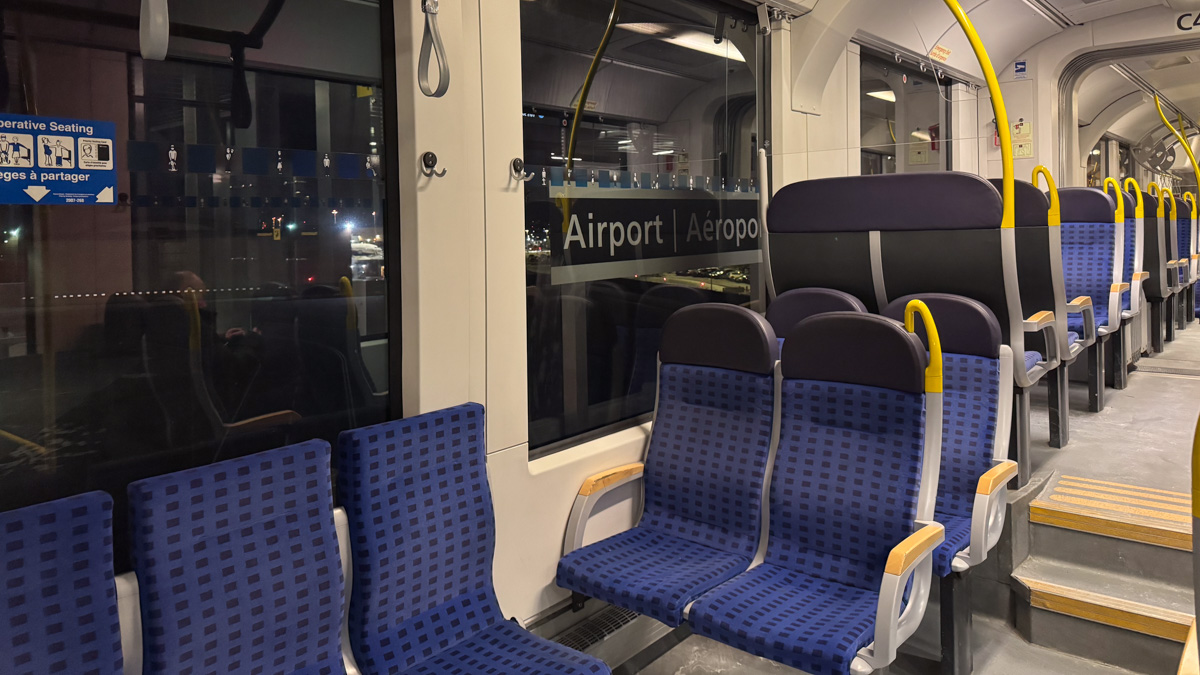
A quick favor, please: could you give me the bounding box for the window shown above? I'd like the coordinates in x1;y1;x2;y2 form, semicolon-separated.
860;52;950;174
1119;141;1134;181
0;1;395;567
520;0;764;453
1087;139;1106;187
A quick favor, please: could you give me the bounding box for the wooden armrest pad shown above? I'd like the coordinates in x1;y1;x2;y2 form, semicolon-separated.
1179;622;1198;675
1133;272;1150;282
1112;283;1131;293
977;460;1018;495
1067;296;1093;310
884;523;945;576
1024;311;1054;329
579;463;645;496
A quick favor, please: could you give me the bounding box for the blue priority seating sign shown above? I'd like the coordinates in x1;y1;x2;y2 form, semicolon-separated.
0;113;117;205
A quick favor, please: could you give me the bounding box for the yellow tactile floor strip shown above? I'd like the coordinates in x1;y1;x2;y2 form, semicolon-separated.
1031;474;1194;550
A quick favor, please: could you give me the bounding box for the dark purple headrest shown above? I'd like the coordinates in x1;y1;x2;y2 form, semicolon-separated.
1059;188;1116;223
766;288;867;336
768;172;1002;233
1141;190;1160;216
988;179;1049;227
660;304;778;375
782;312;927;394
881;293;1002;359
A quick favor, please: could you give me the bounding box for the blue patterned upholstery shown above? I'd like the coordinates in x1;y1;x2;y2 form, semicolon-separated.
558;363;775;626
337;404;610;675
932;354;1000;576
1;492;122;675
1062;221;1119;325
931;516;973;580
1024;351;1041;371
689;378;926;675
1178;218;1191;270
1123;219;1137;311
1067;331;1079;346
129;441;344;675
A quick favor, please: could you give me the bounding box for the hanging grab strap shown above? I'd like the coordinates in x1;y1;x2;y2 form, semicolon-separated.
419;0;450;98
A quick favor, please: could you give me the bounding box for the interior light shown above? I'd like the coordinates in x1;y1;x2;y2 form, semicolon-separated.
619;23;746;63
867;90;897;103
653;150;674;156
551;154;583;162
911;129;932;142
618;140;633;145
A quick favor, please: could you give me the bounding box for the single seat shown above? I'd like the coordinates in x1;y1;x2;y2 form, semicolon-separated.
0;492;123;675
1060;186;1128;409
689;311;944;675
557;304;779;627
1143;184;1178;348
336;403;610;675
882;294;1018;675
766;287;867;338
128;441;345;675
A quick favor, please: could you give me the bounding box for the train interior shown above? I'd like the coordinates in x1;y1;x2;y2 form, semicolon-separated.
1;0;1200;674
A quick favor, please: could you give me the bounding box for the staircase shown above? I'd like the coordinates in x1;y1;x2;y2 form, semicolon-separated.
1013;472;1193;675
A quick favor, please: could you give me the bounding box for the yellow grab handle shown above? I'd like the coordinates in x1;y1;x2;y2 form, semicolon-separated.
941;0;1013;230
1193;412;1200;519
1186;192;1198;220
1149;182;1166;219
1166;189;1178;222
1104;177;1125;224
1125;178;1144;218
905;299;943;394
1033;166;1060;228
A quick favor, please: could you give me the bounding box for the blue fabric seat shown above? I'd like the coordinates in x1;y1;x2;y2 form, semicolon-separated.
337;403;610;675
1066;305;1108;335
558;305;779;628
1068;331;1079;346
690;313;931;675
129;441;345;675
1061;212;1121;331
1024;351;1042;371
1;492;123;675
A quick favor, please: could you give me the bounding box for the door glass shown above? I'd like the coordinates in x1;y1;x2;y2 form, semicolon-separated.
860;53;948;173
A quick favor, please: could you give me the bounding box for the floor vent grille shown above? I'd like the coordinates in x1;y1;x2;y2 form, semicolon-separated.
553;606;640;652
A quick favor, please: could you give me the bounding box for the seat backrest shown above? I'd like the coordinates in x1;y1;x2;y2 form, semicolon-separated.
882;294;1003;520
770;313;928;591
128;441;344;675
642;303;778;559
335;403;499;673
1141;190;1170;299
1121;190;1140;290
990;179;1064;355
0;492;122;675
766;287;866;337
1060;188;1120;311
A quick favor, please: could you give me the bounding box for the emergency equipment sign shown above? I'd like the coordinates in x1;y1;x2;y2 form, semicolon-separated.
0;114;117;205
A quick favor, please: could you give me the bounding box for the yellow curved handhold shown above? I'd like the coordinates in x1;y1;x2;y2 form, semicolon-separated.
1104;177;1125;224
1149;183;1167;219
1193;412;1200;518
1125;178;1144;218
941;0;1013;230
1186;192;1198;220
1157;96;1200;190
1166;189;1178;222
339;276;359;332
904;299;943;394
1033;166;1060;228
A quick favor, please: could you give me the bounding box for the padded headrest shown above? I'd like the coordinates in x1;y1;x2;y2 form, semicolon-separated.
768;172;1002;233
766;288;867;336
881;293;1002;359
988;179;1049;227
1141;190;1160;215
781;313;927;393
660;304;778;375
1059;188;1116;223
1120;191;1137;217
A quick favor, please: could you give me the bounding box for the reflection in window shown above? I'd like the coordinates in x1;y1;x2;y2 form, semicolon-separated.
1119;141;1133;181
521;0;764;452
860;52;950;174
0;4;391;569
1087;139;1106;188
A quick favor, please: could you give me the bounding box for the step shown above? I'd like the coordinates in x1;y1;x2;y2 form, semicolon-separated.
1028;473;1193;587
1013;558;1191;675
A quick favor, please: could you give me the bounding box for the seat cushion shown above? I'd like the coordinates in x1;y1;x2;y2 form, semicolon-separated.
1067;331;1079;346
557;526;752;627
1024;351;1042;371
932;514;973;578
1066;303;1109;334
400;621;610;675
689;563;879;675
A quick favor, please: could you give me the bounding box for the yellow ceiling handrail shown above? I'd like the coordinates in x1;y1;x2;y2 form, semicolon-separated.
941;0;1013;230
1104;177;1125;224
1157;95;1200;192
1033;166;1060;228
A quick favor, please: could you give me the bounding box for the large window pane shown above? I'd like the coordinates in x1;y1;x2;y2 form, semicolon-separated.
0;1;392;567
521;0;764;452
860;52;950;174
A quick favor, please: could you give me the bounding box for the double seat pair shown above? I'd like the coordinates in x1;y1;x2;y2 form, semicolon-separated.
557;301;1016;675
2;404;610;675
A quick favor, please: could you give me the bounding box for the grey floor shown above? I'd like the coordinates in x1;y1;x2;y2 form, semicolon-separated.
637;326;1200;675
